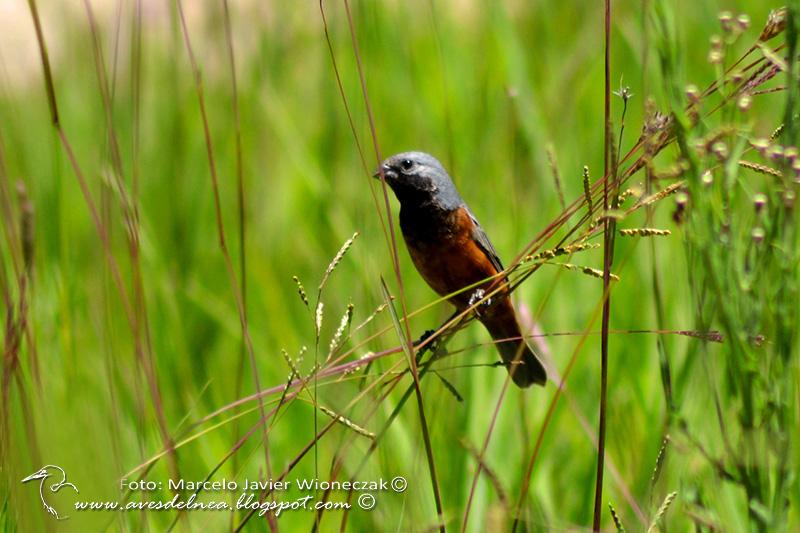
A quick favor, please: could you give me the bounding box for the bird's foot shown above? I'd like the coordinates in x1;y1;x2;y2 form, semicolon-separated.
468;289;492;316
414;329;437;361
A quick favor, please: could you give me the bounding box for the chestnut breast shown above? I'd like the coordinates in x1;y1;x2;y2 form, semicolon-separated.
401;206;503;310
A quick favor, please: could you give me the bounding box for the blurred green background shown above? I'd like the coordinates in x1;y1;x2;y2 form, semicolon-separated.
0;0;795;531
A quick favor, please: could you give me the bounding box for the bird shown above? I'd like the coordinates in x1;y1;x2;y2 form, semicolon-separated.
21;465;79;520
374;151;547;388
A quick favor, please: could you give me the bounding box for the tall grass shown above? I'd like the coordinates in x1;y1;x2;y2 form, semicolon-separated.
0;1;797;531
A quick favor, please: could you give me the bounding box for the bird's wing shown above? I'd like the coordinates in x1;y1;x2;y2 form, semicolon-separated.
466;209;505;274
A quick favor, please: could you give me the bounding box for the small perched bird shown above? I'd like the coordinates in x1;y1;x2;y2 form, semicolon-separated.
374;151;547;387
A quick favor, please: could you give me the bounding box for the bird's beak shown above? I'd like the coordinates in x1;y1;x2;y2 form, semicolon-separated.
372;163;395;181
22;470;47;483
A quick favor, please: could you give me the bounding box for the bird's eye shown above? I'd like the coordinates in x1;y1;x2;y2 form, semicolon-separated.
400;159;414;171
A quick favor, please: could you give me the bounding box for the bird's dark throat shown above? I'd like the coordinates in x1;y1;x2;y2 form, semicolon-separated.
398;201;457;246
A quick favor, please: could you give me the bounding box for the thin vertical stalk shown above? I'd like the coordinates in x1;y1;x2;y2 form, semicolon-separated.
592;0;614;530
26;0;177;479
341;2;445;529
220;0;256;529
174;0;272;485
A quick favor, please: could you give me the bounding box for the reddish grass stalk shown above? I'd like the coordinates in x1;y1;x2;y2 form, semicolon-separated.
318;0;395;265
511;236;658;531
27;0;178;478
341;1;446;529
131;0;142;203
503;38;777;284
310;22;766;532
166;395;290;532
234;357;409;531
119;0;145;463
592;0;614;529
460;371;513;532
0;139;22;285
551;362;648;526
84;0;180;476
317;373;408;527
161;343;372;529
151;18;769;529
189;322;718;434
98;0;130;474
511;296;606;531
220;0;255;528
82;0;180;480
174;0;273;487
0;139;40;402
228;313;455;529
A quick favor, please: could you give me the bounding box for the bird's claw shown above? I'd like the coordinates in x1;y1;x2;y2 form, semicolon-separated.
414;329;437;360
415;329;436;347
468;289;492;316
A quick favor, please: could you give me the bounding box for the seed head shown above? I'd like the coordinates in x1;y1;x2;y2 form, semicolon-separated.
750;138;770;155
719;12;734;33
737;94;752;112
784;190;796;210
766;145;784;162
685;85;700;103
760;7;787;42
753;193;767;213
711;141;729;161
737;14;750;31
751;227;765;244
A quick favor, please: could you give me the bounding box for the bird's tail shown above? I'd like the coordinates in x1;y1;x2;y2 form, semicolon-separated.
480;299;547;388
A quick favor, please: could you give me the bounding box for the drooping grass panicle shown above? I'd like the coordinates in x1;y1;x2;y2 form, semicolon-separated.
328;302;354;359
608;502;626;532
524;242;601;263
738;159;783;177
631;180;685;210
292;275;309;308
318;404;375;439
618;228;672;237
582;165;594;215
314;301;324;341
616;187;641;204
545;262;621;282
352;301;389;334
646;491;678;533
281;346;307;380
770;122;785;140
759;7;788;42
318;231;359;293
649;436;669;494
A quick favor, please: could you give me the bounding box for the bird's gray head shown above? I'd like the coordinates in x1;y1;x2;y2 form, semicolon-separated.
374;151;463;209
